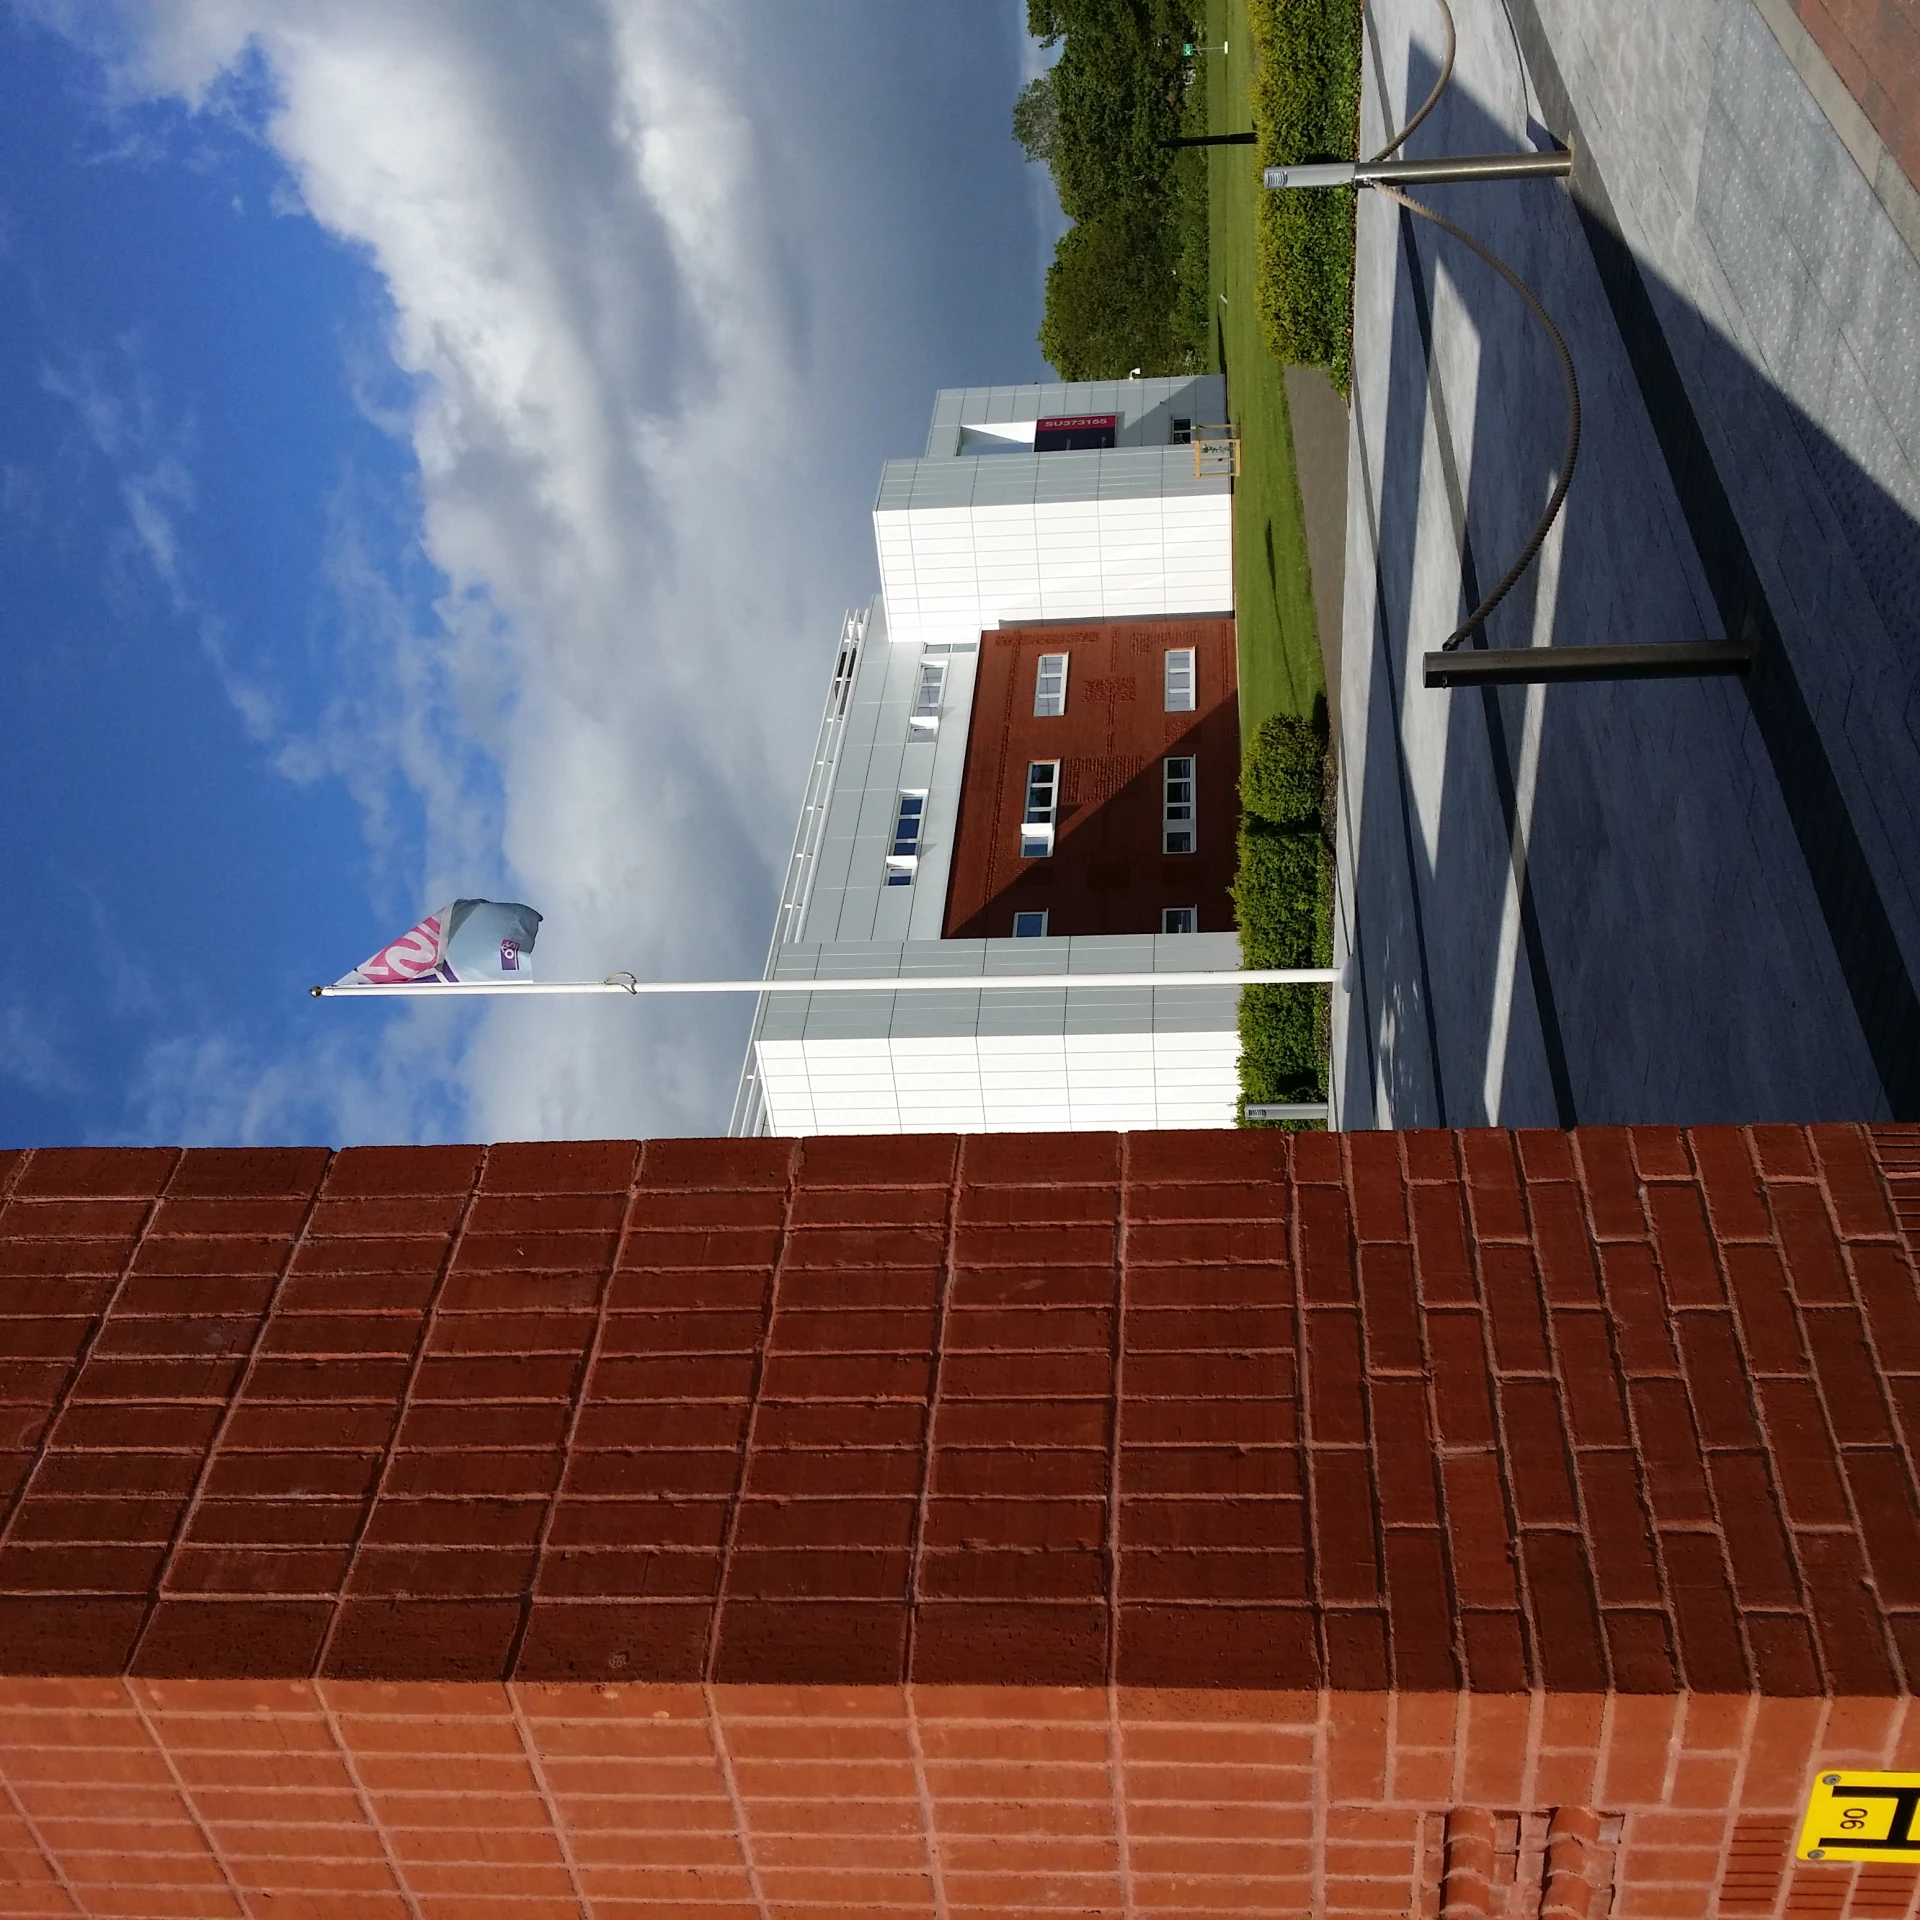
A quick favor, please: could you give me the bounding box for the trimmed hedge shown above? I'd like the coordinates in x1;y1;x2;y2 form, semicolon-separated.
1232;715;1332;1124
1238;710;1322;829
1248;0;1363;391
1233;814;1322;966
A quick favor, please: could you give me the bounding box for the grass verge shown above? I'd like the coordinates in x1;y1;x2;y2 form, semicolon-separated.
1204;0;1322;745
1204;0;1334;1124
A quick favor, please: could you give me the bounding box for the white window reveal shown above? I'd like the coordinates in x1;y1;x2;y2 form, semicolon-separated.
1162;906;1197;934
886;791;926;885
910;659;946;731
1033;652;1070;717
1012;910;1049;938
1163;756;1196;854
1021;760;1060;858
1164;647;1197;712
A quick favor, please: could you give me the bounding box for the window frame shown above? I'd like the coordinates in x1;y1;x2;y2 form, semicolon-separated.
1021;759;1061;858
1012;910;1049;938
1162;755;1196;854
1161;906;1197;934
885;789;927;885
1033;652;1070;718
909;659;946;731
1163;647;1197;713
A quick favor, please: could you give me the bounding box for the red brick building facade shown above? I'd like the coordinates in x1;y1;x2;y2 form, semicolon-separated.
0;1123;1918;1917
942;617;1241;940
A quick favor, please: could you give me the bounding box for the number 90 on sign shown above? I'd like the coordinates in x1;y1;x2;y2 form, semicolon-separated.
1796;1772;1920;1862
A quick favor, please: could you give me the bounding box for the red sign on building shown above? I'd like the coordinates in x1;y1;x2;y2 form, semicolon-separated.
1033;412;1117;451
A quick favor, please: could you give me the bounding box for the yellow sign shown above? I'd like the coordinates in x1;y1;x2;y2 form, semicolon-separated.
1797;1773;1920;1862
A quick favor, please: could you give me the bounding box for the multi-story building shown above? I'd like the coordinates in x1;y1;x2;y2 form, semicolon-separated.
731;377;1247;1137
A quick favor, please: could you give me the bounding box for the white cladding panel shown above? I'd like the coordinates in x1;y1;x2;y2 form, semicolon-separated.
876;483;1233;648
756;1030;1241;1135
752;935;1245;1135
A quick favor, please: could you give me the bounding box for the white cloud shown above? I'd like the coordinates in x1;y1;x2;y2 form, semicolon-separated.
122;1009;470;1148
40;348;285;741
31;0;1047;1144
0;1002;80;1099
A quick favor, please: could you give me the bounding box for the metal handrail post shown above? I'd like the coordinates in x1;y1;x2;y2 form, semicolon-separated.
1265;150;1573;190
1424;643;1753;688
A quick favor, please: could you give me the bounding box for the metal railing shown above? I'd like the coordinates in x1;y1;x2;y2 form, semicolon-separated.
726;606;867;1136
1264;0;1749;686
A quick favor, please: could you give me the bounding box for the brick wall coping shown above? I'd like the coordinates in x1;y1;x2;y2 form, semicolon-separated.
0;1126;1913;1695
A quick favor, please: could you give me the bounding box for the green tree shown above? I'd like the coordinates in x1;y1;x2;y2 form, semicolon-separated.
1022;0;1207;378
1037;208;1181;378
1012;73;1058;162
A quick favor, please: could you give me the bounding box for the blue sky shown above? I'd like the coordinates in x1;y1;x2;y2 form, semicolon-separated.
0;1;1063;1147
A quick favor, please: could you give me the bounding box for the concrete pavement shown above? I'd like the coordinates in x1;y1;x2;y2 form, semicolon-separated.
1331;0;1920;1127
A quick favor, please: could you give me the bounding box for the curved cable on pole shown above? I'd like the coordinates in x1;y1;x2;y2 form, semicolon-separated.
1355;0;1579;652
1364;0;1457;163
1375;184;1582;649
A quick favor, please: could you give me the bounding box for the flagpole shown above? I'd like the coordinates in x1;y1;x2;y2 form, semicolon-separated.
312;968;1343;998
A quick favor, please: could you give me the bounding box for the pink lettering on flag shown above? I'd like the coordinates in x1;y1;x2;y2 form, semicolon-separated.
358;915;443;984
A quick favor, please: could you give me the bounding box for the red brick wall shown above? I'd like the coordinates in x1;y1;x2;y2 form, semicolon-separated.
0;1124;1918;1919
942;617;1241;939
6;1681;1920;1918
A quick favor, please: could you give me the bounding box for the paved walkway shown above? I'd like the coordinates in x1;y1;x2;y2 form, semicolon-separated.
1332;0;1920;1128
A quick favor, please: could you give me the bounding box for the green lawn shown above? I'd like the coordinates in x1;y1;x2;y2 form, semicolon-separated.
1203;0;1325;744
1202;0;1335;1123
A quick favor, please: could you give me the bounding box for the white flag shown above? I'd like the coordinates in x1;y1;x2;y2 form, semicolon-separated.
338;900;542;986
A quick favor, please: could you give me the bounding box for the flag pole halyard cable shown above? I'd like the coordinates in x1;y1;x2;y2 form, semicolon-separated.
312;969;1343;998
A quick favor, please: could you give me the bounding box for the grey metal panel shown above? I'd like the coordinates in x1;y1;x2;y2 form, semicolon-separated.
874;462;920;510
905;461;983;510
757;934;1246;1044
1058;990;1160;1034
923;390;964;459
930;376;1229;442
878;443;1233;518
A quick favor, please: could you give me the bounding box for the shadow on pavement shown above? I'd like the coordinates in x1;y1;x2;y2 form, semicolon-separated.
1336;37;1920;1130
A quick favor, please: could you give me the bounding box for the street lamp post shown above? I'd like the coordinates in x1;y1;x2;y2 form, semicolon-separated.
1263;150;1573;190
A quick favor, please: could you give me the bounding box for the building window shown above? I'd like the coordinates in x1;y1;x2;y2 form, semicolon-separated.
1163;756;1195;853
886;791;925;885
1162;906;1197;934
909;660;946;731
1033;652;1069;717
1012;910;1049;938
1021;760;1060;858
1170;417;1193;445
1164;647;1196;712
